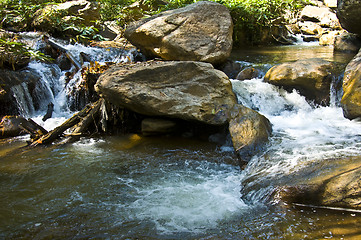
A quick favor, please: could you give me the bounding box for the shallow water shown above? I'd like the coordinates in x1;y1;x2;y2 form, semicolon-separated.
1;43;361;239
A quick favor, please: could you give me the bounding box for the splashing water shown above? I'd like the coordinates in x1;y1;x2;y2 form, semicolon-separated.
231;78;361;202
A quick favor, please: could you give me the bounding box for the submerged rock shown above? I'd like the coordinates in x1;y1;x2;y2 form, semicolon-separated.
228;104;272;162
123;1;233;65
264;58;335;106
95;61;237;125
341;49;361;119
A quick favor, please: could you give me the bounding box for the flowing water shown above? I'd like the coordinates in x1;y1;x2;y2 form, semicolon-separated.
1;39;361;239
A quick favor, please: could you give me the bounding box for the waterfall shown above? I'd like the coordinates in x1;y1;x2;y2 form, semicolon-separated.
8;35;137;127
10;82;35;117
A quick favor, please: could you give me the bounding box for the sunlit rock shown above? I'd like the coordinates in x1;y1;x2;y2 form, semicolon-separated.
264;58;336;106
123;1;233;65
319;31;340;45
341;49;361;119
228;104;272;162
95;61;237;125
0;116;28;138
32;0;100;32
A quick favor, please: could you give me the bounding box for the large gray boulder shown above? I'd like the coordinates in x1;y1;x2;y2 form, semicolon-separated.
95;61;237;125
228;104;272;162
264;58;336;105
337;0;361;37
341;48;361;119
123;1;233;65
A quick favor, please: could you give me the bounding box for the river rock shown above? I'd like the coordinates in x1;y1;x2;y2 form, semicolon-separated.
123;1;233;65
236;67;262;81
228;104;272;162
334;32;361;52
337;0;361;37
319;31;340;45
300;5;340;30
32;0;100;32
341;49;361;119
264;58;335;105
272;156;361;210
0;116;28;138
299;21;324;36
95;61;237;125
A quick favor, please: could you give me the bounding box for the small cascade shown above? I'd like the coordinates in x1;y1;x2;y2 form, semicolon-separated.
8;34;138;121
10;82;35;117
231;77;361;203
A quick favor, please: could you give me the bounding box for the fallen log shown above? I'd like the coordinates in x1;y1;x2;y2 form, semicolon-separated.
45;37;82;70
62;99;103;144
30;99;102;147
19;118;48;142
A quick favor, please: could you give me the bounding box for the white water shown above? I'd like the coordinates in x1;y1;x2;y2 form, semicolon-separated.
10;36;136;130
231;78;361;202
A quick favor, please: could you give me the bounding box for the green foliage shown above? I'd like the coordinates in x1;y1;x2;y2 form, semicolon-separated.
0;0;65;31
0;0;308;46
0;37;53;70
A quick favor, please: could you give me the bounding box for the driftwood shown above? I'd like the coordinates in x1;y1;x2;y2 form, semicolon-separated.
19;118;48;142
45;37;82;70
30;99;103;147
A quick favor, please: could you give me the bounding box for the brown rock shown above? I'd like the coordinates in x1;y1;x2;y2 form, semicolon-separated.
264;58;336;105
228;104;272;162
123;1;233;65
95;61;237;125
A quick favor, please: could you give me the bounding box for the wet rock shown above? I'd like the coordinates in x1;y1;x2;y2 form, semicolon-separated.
0;69;46;116
341;49;361;119
299;21;324;36
334;32;361;53
264;58;335;106
141;118;177;136
0;116;28;138
272;156;361;210
219;60;242;79
32;0;100;32
123;1;233;65
228;104;272;162
337;0;361;37
236;67;262;81
95;61;237;125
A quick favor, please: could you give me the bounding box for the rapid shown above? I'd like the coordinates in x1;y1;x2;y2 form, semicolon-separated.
1;37;361;239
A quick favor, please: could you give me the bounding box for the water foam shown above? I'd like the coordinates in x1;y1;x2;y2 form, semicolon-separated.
117;160;246;233
232;78;361;180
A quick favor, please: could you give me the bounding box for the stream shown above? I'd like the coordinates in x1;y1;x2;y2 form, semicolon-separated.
1;38;361;239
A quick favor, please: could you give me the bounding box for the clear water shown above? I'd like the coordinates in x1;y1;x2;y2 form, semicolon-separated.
1;43;361;239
